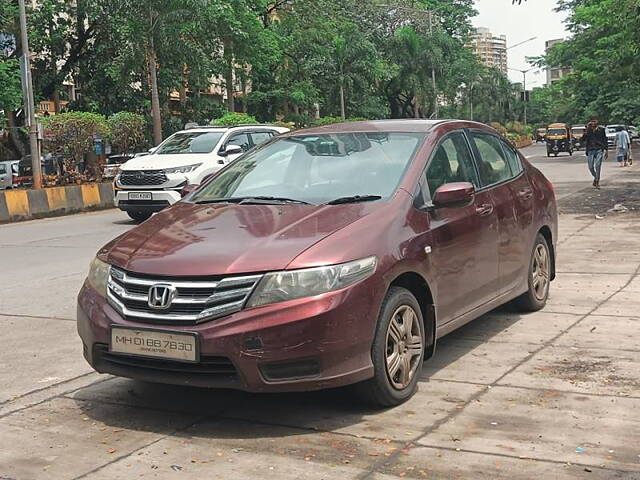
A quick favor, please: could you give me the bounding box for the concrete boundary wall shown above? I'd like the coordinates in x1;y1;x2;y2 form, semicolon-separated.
0;183;114;223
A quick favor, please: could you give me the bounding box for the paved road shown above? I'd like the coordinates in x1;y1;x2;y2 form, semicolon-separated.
1;145;639;479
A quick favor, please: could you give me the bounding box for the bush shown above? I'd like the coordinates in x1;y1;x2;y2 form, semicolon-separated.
43;112;110;183
311;116;369;127
211;112;258;127
108;112;146;156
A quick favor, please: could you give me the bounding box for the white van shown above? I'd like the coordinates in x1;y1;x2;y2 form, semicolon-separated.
114;125;289;221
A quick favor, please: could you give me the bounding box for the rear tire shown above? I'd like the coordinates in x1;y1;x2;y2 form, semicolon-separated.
514;234;551;312
126;211;152;223
354;287;425;407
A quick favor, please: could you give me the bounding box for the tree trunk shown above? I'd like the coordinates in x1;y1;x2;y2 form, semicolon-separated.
223;39;235;112
414;95;420;119
339;83;346;120
179;67;188;110
149;37;162;145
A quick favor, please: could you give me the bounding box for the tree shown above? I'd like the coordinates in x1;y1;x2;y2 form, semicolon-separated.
43;112;110;182
108;112;146;156
540;0;640;126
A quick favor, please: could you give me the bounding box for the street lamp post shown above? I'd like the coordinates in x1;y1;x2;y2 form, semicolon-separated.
508;67;532;125
18;0;42;189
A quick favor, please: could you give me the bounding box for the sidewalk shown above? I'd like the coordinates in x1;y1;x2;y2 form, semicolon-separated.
558;144;640;215
1;203;639;478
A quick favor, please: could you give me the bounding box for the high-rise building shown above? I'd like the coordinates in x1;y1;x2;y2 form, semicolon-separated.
545;39;572;85
471;27;508;75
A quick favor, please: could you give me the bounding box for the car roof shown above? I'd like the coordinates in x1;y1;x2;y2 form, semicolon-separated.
176;125;287;134
286;119;494;136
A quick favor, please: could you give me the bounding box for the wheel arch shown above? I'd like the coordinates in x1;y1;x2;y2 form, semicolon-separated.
538;225;556;281
389;271;436;360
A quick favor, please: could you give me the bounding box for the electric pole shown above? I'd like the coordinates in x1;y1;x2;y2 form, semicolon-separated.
18;0;42;189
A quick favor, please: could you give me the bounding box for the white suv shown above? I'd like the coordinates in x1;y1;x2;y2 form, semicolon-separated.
114;125;289;221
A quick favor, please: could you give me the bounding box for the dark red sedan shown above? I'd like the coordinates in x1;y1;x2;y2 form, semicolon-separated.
77;120;557;406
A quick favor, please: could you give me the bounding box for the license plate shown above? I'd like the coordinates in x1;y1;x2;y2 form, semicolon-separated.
128;192;152;201
110;327;198;362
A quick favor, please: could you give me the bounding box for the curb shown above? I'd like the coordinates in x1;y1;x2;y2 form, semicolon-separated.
0;183;115;223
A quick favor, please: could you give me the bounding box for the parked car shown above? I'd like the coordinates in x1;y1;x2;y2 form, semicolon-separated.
0;160;19;190
78;119;557;407
628;126;638;140
114;125;289;222
103;154;134;179
606;124;627;148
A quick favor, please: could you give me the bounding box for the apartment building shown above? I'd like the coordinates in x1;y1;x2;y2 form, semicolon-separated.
471;27;508;75
545;39;572;85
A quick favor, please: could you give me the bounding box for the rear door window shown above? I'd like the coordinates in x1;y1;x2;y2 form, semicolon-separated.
470;133;513;187
250;131;274;147
499;140;523;175
424;132;479;197
0;164;6;174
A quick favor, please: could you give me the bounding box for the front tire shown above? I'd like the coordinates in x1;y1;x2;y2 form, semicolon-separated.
126;211;152;223
514;234;551;312
355;287;425;407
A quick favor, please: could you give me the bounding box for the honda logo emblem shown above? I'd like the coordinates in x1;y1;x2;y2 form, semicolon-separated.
148;284;177;310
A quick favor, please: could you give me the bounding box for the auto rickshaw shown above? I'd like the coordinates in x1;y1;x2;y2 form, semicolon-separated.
546;123;573;157
535;128;547;143
571;125;586;150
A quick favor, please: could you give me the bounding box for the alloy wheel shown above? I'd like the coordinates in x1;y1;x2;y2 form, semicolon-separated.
532;243;550;301
385;305;423;390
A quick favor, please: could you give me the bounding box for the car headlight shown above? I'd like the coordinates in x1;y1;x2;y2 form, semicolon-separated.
164;163;202;174
87;257;110;297
246;256;377;308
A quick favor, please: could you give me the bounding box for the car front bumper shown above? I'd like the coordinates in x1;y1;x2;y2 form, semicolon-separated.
115;190;182;213
77;278;380;392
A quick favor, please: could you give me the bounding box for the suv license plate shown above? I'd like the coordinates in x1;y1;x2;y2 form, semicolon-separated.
110;327;198;362
128;192;152;201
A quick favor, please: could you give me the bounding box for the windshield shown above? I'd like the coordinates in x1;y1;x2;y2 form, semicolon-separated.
155;131;224;155
547;129;566;136
191;132;424;205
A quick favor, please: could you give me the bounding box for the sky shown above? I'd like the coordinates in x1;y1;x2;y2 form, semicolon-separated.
471;0;569;88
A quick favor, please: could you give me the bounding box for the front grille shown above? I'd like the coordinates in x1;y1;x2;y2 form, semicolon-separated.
95;344;237;375
107;267;262;324
120;170;168;186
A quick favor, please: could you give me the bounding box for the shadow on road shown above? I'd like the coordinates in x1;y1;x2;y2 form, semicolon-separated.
73;304;528;438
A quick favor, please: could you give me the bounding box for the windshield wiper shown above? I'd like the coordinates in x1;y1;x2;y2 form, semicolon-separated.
195;196;311;205
324;195;383;205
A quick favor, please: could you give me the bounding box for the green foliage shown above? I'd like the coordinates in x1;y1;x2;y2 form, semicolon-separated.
42;111;109;166
211;112;259;126
0;59;22;112
539;0;640;126
312;116;368;126
108;112;147;155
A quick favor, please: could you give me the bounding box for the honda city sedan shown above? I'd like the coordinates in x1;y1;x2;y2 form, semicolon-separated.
77;120;557;407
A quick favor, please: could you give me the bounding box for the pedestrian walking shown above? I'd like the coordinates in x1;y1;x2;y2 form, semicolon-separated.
581;117;608;189
614;126;632;167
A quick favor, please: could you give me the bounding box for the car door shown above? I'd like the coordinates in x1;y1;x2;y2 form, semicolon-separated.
222;132;252;162
468;131;527;294
500;138;535;292
421;131;500;322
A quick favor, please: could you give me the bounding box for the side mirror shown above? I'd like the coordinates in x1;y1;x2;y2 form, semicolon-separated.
432;182;475;209
148;147;157;154
221;144;243;157
181;184;199;197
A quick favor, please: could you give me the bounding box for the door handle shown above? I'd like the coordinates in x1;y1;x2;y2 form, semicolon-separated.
475;204;494;216
518;188;533;200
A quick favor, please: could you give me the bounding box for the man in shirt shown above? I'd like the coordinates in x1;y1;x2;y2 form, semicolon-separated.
581;117;608;189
